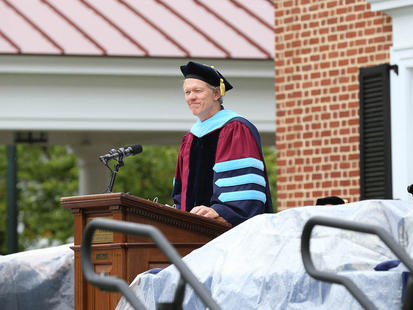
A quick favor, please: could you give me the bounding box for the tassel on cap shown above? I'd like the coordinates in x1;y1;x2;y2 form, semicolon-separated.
208;65;225;96
220;78;226;97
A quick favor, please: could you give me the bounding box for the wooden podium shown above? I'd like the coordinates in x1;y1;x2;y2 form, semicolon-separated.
61;193;231;310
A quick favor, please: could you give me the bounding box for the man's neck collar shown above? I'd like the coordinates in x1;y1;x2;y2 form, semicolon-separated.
190;110;240;138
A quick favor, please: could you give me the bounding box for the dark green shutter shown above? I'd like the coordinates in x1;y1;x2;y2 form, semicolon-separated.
359;64;393;199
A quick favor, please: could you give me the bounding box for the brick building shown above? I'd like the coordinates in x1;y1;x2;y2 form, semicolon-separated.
275;0;396;210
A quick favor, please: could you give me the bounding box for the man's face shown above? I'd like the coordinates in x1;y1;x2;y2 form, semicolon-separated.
184;78;220;121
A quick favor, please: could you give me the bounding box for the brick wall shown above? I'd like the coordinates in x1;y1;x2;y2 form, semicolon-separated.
274;0;393;210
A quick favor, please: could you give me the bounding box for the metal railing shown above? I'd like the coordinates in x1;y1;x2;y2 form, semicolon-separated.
81;218;221;310
301;216;413;310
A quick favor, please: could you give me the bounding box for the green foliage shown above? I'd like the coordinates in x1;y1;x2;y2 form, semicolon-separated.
17;145;78;250
263;146;277;211
0;143;277;253
113;146;179;206
0;145;78;254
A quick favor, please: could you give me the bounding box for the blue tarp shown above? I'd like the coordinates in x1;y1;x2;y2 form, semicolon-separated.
117;199;413;310
1;200;412;309
0;244;74;310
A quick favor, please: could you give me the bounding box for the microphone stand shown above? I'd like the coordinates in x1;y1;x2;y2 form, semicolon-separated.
101;156;125;193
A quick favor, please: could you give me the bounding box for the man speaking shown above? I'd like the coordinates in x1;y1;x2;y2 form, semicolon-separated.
172;61;273;227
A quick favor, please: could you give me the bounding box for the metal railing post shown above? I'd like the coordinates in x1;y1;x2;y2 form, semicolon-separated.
81;218;221;310
301;216;413;310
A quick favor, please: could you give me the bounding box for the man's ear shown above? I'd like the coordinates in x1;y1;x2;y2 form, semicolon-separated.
214;87;221;100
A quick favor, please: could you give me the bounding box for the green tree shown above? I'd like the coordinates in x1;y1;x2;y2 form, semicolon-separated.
17;145;78;250
113;145;179;205
263;146;277;211
0;145;78;254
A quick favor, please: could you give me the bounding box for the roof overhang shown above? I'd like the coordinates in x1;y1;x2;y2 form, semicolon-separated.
0;55;275;145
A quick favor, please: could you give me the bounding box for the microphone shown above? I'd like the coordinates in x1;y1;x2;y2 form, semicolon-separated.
99;144;142;163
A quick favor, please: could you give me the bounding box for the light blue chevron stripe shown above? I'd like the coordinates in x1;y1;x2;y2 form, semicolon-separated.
213;157;264;173
215;174;266;187
218;190;266;203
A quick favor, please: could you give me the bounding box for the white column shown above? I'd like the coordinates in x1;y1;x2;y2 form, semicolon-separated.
70;144;111;195
389;54;413;200
368;0;413;200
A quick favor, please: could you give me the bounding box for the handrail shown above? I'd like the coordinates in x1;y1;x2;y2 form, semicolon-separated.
301;216;413;310
81;218;221;310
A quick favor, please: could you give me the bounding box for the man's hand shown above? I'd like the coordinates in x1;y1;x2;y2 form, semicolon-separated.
190;206;230;225
190;205;219;218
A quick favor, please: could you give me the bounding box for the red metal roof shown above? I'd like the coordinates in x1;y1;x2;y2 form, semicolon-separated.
0;0;274;59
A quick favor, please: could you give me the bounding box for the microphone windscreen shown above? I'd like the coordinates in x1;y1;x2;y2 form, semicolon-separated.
130;144;143;155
